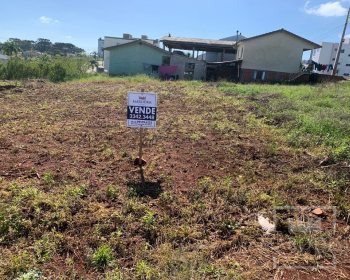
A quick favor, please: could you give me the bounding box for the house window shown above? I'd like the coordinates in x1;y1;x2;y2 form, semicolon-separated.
238;47;244;59
184;63;195;80
346;64;350;67
143;63;159;75
162;56;170;65
332;58;335;61
344;73;349;76
341;49;345;53
151;65;159;74
253;71;266;81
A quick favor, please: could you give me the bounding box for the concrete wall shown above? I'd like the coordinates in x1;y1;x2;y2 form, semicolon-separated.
108;42;166;76
170;55;206;80
239;32;315;74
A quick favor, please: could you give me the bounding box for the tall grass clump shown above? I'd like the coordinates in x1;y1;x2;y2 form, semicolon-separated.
0;56;89;82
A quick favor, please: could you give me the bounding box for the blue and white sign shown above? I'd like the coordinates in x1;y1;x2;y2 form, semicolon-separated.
127;92;157;128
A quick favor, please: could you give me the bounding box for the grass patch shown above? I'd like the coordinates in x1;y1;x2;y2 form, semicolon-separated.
218;81;350;160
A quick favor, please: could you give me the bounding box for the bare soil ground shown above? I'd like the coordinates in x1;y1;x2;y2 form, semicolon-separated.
0;79;349;279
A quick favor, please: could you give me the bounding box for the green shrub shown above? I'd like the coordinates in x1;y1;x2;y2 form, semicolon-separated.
49;63;66;82
0;56;89;81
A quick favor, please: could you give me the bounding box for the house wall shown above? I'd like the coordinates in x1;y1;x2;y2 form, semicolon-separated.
104;38;134;72
205;52;236;62
103;37;159;72
170;55;206;80
108;42;165;75
239;32;315;74
240;68;290;83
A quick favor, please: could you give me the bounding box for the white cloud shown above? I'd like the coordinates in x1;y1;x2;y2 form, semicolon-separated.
304;1;348;17
39;16;59;24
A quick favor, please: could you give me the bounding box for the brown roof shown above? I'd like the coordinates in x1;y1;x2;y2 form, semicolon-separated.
239;29;321;49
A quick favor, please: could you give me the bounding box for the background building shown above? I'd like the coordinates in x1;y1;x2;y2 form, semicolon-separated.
237;29;320;82
98;34;158;72
104;40;206;80
312;38;350;77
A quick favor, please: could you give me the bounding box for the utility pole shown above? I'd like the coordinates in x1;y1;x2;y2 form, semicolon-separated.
332;6;350;76
236;30;240;81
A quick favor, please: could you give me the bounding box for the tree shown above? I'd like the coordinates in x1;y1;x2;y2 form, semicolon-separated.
35;38;52;53
9;38;35;52
51;42;84;55
1;40;21;56
89;58;98;71
90;51;98;60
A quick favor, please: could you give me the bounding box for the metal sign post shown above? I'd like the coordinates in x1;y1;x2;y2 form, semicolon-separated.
127;91;157;185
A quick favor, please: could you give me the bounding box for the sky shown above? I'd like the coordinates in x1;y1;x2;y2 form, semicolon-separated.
1;0;350;53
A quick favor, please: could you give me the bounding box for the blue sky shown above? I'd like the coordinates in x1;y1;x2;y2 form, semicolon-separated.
1;0;349;53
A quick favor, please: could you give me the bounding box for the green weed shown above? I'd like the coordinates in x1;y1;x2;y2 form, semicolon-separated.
42;172;55;186
91;244;114;269
135;260;157;280
142;210;156;228
106;185;119;201
15;269;42;280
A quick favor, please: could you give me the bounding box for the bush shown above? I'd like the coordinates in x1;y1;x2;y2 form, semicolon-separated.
0;56;89;82
49;63;66;82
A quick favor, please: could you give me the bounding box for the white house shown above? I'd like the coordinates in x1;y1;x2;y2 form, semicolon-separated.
311;38;350;77
236;29;321;82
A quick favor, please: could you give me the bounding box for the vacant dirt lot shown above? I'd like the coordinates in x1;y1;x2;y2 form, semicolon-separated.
0;79;349;279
